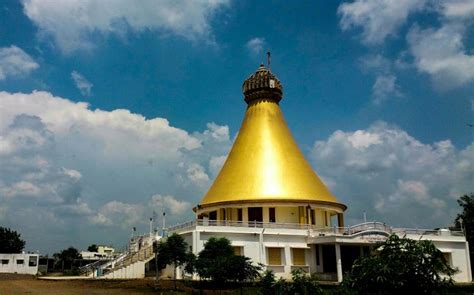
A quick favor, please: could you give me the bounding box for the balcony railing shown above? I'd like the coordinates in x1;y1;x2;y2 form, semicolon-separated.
166;219;464;238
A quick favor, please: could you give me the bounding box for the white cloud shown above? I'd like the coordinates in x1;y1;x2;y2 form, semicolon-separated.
407;23;474;89
0;91;232;252
338;0;425;44
71;71;93;96
150;194;191;215
22;0;229;53
186;163;210;186
0;46;39;80
371;74;402;104
246;37;265;55
209;155;226;176
311;121;473;228
347;130;382;149
439;0;474;19
359;54;392;74
91;201;144;227
340;0;474;91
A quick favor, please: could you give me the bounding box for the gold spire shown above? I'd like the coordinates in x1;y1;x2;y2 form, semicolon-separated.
199;65;345;210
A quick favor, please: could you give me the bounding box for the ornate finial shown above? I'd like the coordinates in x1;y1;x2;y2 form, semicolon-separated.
242;63;283;104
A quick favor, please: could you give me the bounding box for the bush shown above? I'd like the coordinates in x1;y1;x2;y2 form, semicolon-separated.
194;237;262;284
342;234;456;294
259;269;322;295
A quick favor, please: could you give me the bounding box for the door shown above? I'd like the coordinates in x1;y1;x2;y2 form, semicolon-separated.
248;207;263;224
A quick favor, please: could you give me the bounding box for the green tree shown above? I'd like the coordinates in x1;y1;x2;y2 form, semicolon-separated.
53;247;82;273
342;234;456;294
87;244;98;252
54;247;82;262
0;227;25;253
156;233;190;289
194;237;261;284
455;193;474;270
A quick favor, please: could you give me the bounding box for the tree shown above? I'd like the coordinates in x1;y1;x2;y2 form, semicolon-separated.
455;193;474;270
156;233;190;289
87;244;98;252
54;247;82;262
194;237;261;284
53;247;82;275
342;234;456;294
0;227;25;253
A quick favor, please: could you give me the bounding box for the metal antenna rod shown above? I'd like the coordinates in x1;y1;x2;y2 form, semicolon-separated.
267;51;271;70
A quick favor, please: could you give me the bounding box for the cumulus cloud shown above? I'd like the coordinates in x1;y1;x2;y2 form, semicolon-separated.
21;0;229;53
91;201;144;227
439;0;474;19
311;121;473;228
0;46;39;80
71;71;93;96
246;37;265;55
340;0;474;91
0;91;232;252
371;75;402;104
150;194;191;215
407;23;474;90
338;0;425;44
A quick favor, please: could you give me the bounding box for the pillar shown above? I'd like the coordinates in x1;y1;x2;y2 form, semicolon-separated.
335;244;342;282
337;213;344;227
284;246;292;278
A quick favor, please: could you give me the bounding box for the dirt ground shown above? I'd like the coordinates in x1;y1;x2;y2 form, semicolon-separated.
0;274;158;295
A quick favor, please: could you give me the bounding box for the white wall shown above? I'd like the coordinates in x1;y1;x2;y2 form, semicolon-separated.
176;226;472;283
0;253;39;275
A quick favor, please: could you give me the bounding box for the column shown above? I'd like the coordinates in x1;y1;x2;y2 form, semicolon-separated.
337;213;344;227
335;243;342;282
284;246;292;278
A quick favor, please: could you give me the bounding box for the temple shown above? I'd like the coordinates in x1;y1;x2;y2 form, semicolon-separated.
197;64;346;229
80;64;472;282
168;64;472;283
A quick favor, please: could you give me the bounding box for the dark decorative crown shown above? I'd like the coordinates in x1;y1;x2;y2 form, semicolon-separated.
242;64;283;104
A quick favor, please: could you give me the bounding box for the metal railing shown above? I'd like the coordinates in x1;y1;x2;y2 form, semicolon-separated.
167;219;464;237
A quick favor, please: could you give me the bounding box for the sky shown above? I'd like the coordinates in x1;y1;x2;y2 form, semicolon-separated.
0;0;473;254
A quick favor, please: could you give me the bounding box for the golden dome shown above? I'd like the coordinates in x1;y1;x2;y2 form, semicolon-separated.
199;65;346;210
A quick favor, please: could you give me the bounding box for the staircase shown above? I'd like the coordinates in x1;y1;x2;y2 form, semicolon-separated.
79;234;159;279
100;243;155;279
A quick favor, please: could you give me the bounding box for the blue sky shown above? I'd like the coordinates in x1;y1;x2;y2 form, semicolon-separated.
0;0;473;254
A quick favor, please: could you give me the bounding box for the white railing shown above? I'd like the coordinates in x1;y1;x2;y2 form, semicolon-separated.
167;219;464;238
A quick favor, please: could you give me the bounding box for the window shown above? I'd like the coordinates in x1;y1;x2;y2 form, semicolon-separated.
1;259;9;265
267;247;282;265
443;252;452;267
16;259;24;265
29;256;38;267
209;211;217;220
269;208;276;223
310;209;315;225
292;248;306;266
237;208;242;222
233;246;243;256
248;207;263;223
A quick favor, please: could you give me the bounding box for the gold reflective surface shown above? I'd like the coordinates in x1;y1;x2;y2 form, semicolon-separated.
200;99;345;208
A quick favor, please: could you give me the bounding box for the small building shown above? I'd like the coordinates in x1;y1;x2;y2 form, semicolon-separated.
0;253;39;275
81;245;115;260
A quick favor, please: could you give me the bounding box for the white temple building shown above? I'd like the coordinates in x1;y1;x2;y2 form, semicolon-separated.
166;64;472;283
79;64;472;283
